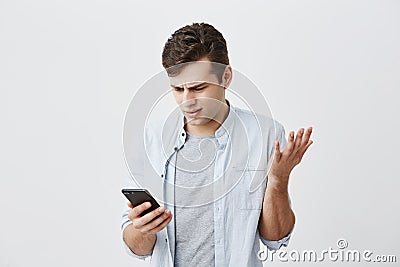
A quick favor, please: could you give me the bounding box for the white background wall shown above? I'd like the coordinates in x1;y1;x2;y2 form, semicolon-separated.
0;0;399;266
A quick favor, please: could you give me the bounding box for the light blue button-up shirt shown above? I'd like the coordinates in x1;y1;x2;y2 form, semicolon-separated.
121;100;293;266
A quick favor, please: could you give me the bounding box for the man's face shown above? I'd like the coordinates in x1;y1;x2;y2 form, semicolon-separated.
170;60;227;126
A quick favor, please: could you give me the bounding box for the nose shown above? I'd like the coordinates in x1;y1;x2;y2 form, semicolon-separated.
182;86;196;106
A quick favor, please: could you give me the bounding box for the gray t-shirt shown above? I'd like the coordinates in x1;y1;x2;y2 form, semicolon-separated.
174;132;217;267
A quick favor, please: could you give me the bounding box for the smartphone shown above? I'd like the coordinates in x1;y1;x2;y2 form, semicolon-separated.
122;189;160;216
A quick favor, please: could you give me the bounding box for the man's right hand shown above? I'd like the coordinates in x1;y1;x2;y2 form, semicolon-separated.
128;202;173;235
123;202;173;256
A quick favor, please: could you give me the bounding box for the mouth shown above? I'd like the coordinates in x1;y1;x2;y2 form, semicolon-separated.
183;108;202;118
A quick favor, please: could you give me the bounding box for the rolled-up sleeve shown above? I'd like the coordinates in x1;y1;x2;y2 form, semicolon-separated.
259;226;294;251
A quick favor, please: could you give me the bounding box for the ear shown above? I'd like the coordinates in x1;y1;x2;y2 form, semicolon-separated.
222;65;233;89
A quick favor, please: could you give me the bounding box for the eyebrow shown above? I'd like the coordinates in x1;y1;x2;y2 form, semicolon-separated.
170;82;207;90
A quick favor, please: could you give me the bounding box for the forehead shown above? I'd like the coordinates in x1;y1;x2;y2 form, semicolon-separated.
168;61;219;87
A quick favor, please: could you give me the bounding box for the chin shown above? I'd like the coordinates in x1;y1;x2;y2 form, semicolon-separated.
186;117;210;126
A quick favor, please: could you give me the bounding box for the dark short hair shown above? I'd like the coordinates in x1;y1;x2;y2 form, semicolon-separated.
162;22;229;84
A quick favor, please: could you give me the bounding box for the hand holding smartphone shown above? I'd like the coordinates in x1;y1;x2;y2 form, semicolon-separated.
122;188;173;236
122;189;160;216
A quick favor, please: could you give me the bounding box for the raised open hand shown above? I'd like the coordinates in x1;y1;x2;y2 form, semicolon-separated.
268;127;313;186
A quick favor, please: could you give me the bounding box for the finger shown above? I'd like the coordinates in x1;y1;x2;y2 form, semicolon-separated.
300;139;313;156
139;206;167;225
142;210;172;233
294;128;304;149
274;141;282;162
304;140;313;152
127;202;133;209
283;131;295;156
129;202;151;220
300;127;313;148
148;212;173;235
149;215;173;235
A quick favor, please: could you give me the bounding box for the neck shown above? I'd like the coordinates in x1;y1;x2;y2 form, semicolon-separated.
185;102;230;136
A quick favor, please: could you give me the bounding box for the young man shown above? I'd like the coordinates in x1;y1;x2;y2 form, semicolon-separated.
121;22;313;266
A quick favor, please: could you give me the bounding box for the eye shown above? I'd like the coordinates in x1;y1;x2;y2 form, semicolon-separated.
173;87;183;92
193;87;205;91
